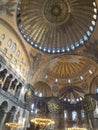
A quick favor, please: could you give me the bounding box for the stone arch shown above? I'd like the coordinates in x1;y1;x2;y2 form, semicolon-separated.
0;69;7;87
0;101;8;123
90;75;98;94
3;74;13;91
9;79;17;95
15;83;22;98
5;106;16;123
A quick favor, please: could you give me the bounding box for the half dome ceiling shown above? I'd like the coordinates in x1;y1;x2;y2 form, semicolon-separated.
17;0;97;54
34;81;52;98
34;55;97;85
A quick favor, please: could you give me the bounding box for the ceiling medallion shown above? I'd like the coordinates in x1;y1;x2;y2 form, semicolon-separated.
44;0;69;23
17;0;97;54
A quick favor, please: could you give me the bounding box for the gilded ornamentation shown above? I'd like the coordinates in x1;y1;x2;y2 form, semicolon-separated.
30;53;42;70
47;98;61;113
0;0;17;17
17;0;97;54
82;96;96;113
44;0;69;23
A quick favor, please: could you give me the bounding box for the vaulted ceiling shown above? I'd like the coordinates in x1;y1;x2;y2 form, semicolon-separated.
0;0;98;107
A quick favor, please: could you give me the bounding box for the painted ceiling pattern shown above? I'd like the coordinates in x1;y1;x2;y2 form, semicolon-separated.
34;55;97;85
0;0;17;17
17;0;97;54
0;0;98;106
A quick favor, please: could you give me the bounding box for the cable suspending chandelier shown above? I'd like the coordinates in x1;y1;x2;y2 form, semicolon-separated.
17;0;97;54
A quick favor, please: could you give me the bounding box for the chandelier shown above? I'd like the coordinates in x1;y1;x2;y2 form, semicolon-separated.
31;118;55;129
5;122;24;128
5;117;25;129
68;128;87;130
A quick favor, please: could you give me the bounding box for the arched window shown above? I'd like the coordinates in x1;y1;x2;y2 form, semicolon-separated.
15;83;22;98
93;102;98;118
9;79;17;95
1;34;5;40
72;111;78;121
9;54;13;60
7;39;12;47
64;110;68;120
0;101;8;123
90;76;98;94
12;43;17;52
3;74;13;91
5;106;16;123
96;88;98;94
16;50;20;57
3;48;7;55
0;69;7;87
14;60;17;65
81;109;85;119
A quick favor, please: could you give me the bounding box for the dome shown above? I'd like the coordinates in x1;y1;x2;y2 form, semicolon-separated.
17;0;97;54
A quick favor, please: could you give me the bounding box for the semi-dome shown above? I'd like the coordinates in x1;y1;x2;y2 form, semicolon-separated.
34;55;97;85
33;81;52;98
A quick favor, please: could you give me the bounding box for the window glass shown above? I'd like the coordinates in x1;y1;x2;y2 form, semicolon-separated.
12;43;16;52
64;110;68;120
9;54;13;60
7;39;12;47
16;50;20;57
1;34;5;40
14;60;17;65
81;109;85;119
3;48;7;55
96;88;98;93
72;111;78;121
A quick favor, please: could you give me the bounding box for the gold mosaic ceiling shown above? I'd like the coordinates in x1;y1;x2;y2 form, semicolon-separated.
0;0;98;105
17;0;97;54
34;81;52;98
34;55;97;84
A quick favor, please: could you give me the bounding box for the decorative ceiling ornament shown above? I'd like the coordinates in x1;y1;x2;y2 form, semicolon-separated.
82;95;96;113
17;0;97;54
47;98;61;113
